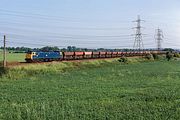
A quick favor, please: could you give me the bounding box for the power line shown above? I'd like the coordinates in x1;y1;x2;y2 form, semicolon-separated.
6;41;134;49
0;20;131;31
0;8;72;19
0;8;131;23
0;9;179;49
2;33;152;46
0;11;82;23
0;31;137;39
0;26;136;38
4;37;179;49
6;41;66;48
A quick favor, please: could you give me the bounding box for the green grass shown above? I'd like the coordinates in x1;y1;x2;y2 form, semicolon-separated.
0;58;180;120
0;52;25;62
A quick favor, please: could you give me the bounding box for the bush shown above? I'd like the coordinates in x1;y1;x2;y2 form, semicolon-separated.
152;54;159;60
118;57;128;63
158;55;166;60
174;53;180;58
166;52;174;61
145;53;154;60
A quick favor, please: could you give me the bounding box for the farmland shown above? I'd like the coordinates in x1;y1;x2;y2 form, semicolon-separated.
0;58;180;119
0;52;25;62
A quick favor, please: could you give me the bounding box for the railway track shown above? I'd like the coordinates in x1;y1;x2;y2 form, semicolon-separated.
5;56;142;67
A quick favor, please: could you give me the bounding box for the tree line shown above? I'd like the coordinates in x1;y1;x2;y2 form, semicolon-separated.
0;46;177;53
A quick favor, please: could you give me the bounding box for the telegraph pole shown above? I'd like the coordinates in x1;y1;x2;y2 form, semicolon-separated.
132;15;145;51
3;35;6;67
155;28;163;51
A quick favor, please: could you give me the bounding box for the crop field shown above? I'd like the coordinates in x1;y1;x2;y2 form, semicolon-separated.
0;58;180;120
0;52;25;62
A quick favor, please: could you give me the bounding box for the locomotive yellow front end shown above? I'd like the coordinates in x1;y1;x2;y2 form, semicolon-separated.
25;51;35;62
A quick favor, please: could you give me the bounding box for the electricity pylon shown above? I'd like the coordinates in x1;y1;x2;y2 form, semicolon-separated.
132;15;145;51
155;28;164;51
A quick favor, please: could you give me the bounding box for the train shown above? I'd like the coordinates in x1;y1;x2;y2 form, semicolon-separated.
25;50;166;63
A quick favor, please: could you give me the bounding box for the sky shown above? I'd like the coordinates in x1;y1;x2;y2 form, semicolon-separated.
0;0;180;49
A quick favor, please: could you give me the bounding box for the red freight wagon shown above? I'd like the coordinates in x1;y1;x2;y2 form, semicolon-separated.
106;52;112;55
63;52;75;60
134;52;139;56
122;52;126;56
106;52;112;58
139;51;144;56
63;52;74;56
117;52;122;55
129;52;134;57
151;51;158;54
126;52;131;57
117;52;122;57
84;52;92;55
74;52;84;59
92;52;100;55
112;52;118;57
92;52;100;58
129;52;134;56
112;52;118;55
75;52;84;56
100;52;106;55
131;52;135;55
100;52;106;58
84;52;92;59
144;51;150;54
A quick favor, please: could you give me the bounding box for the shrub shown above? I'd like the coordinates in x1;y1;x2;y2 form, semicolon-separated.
152;54;159;60
174;53;180;58
158;55;166;60
118;57;128;63
145;53;154;60
166;52;174;61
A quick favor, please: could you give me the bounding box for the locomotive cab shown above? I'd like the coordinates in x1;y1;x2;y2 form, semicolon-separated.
25;51;36;62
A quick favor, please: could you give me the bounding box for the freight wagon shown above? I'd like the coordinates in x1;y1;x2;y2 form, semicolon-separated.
92;52;100;58
63;52;74;60
84;52;92;59
74;52;84;59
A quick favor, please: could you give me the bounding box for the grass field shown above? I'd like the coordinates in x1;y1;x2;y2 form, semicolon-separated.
0;52;25;62
0;58;180;119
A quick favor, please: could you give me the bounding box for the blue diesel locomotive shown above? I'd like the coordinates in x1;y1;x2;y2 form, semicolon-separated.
25;51;63;62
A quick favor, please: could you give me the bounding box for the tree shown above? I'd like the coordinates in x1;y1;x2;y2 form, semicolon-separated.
67;46;72;52
40;46;60;51
164;48;174;52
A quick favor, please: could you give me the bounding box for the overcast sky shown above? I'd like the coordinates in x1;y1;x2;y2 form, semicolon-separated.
0;0;180;49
